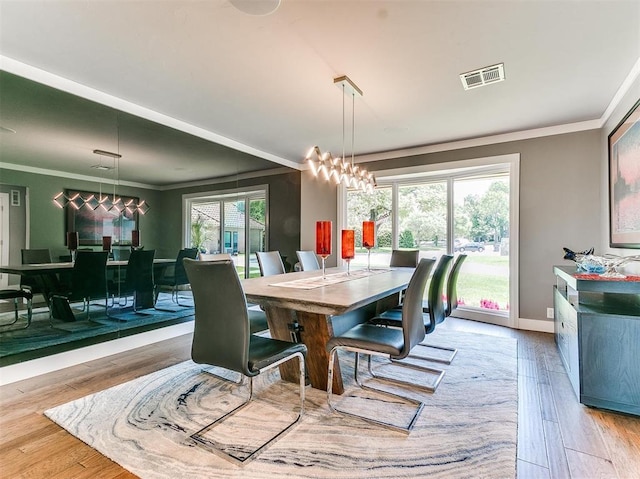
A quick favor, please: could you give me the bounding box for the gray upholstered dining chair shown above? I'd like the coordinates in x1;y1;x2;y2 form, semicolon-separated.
389;249;420;268
416;254;467;364
389;249;420;306
255;250;286;276
198;253;268;333
370;254;454;369
326;258;436;433
295;250;320;271
183;258;306;464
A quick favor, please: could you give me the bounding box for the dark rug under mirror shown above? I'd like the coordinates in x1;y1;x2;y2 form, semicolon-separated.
0;292;194;365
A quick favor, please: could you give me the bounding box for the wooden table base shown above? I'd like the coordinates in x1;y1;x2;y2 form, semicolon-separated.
264;306;344;395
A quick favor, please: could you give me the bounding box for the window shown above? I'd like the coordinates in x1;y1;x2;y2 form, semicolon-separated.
342;155;519;327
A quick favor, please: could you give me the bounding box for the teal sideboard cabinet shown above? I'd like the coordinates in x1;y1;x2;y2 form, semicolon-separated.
553;266;640;416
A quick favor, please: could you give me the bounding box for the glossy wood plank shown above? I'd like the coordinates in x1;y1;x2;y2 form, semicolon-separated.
565;449;618;479
548;369;612;458
517;459;551;479
517;372;548;467
542;419;571;479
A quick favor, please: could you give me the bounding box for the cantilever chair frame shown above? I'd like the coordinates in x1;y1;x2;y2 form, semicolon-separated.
327;258;436;433
0;289;33;330
371;255;458;368
191;350;305;465
184;258;306;465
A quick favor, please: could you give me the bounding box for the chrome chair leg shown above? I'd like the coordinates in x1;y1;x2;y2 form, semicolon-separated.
327;347;424;434
412;342;458;365
0;294;32;330
372;354;446;393
191;352;305;465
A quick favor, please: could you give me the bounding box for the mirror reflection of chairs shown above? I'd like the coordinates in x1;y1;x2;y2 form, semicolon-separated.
326;258;436;433
0;289;33;330
49;250;109;322
155;248;198;306
20;248;53;297
295;250;320;271
255;251;286;276
183;258;306;465
108;249;156;314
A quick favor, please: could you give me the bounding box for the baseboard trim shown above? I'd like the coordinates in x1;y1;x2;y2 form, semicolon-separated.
517;317;554;333
0;322;195;386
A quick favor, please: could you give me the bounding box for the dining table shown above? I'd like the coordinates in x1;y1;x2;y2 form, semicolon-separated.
241;267;414;395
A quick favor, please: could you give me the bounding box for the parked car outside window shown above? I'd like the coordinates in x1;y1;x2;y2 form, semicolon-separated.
454;241;485;252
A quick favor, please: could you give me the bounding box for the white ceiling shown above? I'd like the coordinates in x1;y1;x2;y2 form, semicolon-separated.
1;0;639;187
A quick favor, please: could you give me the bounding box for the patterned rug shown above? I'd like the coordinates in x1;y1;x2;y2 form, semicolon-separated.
45;329;518;478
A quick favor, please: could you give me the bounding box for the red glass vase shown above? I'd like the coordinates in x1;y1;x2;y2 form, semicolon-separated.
362;221;375;249
341;230;355;260
131;230;140;248
315;221;332;257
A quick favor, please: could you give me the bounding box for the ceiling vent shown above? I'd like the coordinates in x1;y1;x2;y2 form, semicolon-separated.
460;63;505;90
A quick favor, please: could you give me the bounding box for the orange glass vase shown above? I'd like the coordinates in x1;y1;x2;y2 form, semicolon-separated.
315;221;332;278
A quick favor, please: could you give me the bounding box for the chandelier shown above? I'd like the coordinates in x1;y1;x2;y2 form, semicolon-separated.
306;76;376;193
52;149;150;215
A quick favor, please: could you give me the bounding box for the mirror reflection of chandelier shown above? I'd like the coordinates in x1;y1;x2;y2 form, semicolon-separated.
52;149;150;214
306;76;376;193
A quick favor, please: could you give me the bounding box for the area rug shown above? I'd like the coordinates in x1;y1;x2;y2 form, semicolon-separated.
45;329;518;478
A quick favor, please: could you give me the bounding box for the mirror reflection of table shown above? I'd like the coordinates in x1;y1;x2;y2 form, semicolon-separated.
241;267;414;394
0;259;175;311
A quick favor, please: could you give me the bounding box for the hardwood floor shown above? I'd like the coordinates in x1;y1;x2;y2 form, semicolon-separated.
1;318;638;478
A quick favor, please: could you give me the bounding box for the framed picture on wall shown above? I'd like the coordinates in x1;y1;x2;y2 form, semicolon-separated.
609;98;640;249
65;189;139;246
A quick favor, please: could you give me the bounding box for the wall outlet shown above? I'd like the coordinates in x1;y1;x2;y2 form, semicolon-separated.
547;307;554;319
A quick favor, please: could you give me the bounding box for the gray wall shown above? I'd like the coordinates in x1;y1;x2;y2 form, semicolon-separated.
304;130;604;323
300;169;339;267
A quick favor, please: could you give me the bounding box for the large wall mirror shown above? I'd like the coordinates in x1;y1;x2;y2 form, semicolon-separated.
0;70;300;368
